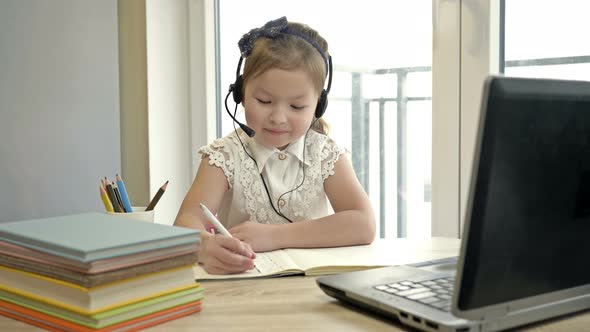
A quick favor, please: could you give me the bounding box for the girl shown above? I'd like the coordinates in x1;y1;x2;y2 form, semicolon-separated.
175;17;375;275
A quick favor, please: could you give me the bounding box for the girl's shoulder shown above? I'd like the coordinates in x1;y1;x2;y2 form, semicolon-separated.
305;131;346;177
198;131;245;154
197;131;247;187
197;131;248;171
305;130;345;155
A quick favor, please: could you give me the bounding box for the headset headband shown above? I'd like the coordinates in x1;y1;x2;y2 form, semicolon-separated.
237;16;329;76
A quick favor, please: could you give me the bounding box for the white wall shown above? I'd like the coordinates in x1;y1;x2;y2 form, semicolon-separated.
144;0;216;225
144;0;192;225
120;0;216;225
0;0;120;222
188;0;218;175
0;0;215;224
119;0;150;206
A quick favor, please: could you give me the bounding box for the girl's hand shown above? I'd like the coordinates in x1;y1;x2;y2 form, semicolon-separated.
230;221;280;252
198;232;256;275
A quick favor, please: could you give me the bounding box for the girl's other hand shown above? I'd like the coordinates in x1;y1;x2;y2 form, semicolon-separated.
198;232;256;275
230;221;279;252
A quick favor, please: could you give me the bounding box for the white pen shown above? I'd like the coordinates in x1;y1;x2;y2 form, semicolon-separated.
199;203;232;237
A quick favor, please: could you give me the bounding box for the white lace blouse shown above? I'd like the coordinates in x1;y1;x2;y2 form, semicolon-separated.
198;129;344;229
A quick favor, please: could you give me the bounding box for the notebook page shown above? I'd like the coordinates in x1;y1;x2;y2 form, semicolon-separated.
284;238;461;274
193;249;301;280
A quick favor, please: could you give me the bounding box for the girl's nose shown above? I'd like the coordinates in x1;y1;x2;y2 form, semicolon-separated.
269;106;287;124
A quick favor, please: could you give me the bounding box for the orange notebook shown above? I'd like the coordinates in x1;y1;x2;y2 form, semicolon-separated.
0;300;201;332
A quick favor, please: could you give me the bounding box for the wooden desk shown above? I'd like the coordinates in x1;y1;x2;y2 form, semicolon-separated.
1;237;590;331
2;276;590;331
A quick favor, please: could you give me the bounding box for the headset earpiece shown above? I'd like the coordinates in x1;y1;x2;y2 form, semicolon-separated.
315;89;328;118
230;75;244;104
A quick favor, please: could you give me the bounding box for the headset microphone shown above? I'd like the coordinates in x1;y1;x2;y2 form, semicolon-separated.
237;122;255;138
224;82;256;137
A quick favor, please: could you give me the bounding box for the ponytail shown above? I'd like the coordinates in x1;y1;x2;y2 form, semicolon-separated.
312;117;330;135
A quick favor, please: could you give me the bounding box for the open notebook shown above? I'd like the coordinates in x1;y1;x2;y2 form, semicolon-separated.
193;237;460;280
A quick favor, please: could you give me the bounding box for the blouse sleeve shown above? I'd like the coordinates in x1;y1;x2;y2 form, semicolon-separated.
198;137;235;188
320;137;345;181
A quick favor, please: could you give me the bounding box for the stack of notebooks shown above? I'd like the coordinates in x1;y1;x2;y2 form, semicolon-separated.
0;212;202;331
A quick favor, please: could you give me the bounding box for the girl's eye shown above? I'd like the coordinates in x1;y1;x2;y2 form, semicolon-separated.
291;105;305;110
256;98;271;104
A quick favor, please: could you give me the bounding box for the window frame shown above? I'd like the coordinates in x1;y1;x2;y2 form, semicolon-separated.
187;0;497;238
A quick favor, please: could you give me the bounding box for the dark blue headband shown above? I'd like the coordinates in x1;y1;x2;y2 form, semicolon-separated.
237;16;329;72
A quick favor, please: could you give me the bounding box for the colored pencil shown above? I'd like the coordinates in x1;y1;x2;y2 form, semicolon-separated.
116;174;134;212
105;181;123;213
146;180;169;211
99;185;114;212
112;183;127;212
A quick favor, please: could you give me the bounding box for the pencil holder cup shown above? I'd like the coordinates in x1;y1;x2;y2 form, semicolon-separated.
106;206;155;223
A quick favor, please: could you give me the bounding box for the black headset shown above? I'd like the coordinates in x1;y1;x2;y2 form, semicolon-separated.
224;21;333;222
226;31;333;138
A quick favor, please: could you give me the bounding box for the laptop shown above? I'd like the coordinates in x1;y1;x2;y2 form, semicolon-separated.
317;76;590;332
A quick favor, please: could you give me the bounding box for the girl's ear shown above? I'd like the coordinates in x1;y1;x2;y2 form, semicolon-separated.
314;90;328;118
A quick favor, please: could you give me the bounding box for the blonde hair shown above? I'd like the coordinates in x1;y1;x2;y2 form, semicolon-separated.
242;22;330;135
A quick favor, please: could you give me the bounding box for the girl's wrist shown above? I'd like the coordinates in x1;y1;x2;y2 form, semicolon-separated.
271;223;287;249
197;231;212;264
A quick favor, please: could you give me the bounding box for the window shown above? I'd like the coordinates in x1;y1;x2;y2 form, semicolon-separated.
503;0;590;80
217;1;436;238
450;1;590;236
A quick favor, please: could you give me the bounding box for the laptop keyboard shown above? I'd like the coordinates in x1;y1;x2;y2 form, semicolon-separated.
374;277;455;312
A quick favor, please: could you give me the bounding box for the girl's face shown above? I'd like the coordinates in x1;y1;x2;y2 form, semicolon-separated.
243;68;318;150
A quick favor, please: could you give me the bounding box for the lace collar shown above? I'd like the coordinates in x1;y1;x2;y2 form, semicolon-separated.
243;131;311;173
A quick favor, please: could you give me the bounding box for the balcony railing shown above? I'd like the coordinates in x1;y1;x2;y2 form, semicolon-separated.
337;55;590;238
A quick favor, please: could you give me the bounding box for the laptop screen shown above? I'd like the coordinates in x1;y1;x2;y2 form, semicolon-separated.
458;77;590;311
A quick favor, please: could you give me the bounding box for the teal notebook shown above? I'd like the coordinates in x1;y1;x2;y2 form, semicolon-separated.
0;212;200;262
